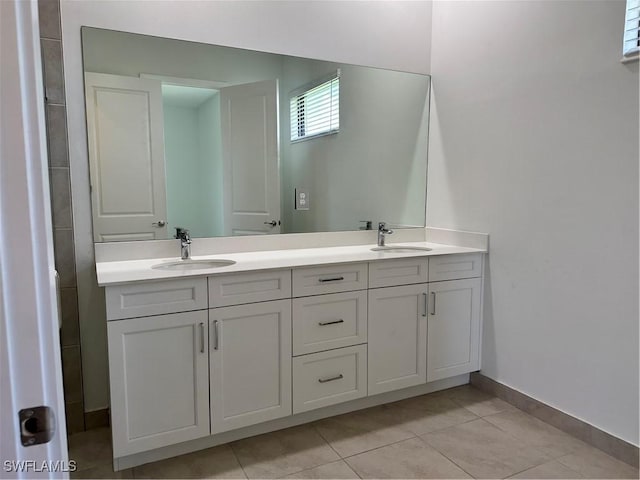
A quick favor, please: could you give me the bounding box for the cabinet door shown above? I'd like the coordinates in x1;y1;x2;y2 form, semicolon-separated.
107;311;210;457
210;299;292;433
427;278;482;382
368;284;427;395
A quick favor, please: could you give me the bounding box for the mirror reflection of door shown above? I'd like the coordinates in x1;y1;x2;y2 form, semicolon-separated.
84;73;168;242
220;79;280;235
85;73;281;241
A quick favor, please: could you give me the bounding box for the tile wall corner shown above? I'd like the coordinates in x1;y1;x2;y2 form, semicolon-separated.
38;0;85;434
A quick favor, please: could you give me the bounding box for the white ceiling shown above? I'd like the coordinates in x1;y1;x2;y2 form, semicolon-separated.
162;84;217;108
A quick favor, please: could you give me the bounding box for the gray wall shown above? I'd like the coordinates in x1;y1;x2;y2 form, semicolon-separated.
280;59;430;233
428;0;639;446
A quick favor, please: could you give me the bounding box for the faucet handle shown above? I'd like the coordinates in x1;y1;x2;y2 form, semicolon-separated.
378;222;394;234
175;227;190;239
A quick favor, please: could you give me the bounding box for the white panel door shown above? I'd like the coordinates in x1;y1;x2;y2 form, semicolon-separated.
220;79;280;236
1;0;68;468
427;278;482;381
107;311;210;457
85;72;168;242
368;284;427;395
210;299;291;433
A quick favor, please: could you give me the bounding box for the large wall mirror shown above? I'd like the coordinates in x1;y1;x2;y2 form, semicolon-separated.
82;27;431;242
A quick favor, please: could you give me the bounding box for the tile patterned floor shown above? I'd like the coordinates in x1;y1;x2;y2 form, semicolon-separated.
69;385;639;479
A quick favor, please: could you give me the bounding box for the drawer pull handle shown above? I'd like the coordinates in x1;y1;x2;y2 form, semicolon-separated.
318;276;344;283
199;322;205;353
422;293;427;317
318;319;344;326
430;292;436;315
213;320;219;350
318;374;343;383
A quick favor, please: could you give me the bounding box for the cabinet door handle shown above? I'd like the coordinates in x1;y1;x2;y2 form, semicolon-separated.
199;322;205;353
422;293;427;317
318;374;343;383
318;319;344;326
213;320;219;350
318;276;344;283
430;291;436;315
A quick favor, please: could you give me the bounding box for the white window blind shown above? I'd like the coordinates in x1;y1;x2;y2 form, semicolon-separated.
623;0;640;58
290;71;339;142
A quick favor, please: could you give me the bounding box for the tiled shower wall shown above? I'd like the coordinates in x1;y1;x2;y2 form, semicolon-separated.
38;0;85;434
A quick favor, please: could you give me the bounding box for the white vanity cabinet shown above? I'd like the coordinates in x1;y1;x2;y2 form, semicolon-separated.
426;253;483;382
368;284;428;395
209;299;292;433
367;258;429;395
106;278;211;457
291;263;369;414
427;278;481;382
103;249;485;466
367;254;483;395
107;310;210;457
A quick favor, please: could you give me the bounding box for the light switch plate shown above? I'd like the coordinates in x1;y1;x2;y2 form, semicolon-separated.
295;188;310;210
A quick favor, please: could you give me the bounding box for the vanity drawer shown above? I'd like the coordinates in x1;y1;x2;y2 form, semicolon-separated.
293;291;367;356
208;269;291;307
428;253;483;282
292;263;367;297
292;344;367;414
105;278;208;320
369;258;429;288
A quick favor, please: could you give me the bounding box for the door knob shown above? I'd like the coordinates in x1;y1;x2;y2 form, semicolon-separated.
264;220;277;227
152;220;166;227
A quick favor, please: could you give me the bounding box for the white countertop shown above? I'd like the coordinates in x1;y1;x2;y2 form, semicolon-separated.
96;241;486;286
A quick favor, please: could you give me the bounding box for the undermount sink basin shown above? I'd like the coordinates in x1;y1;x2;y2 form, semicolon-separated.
371;246;432;253
151;259;236;271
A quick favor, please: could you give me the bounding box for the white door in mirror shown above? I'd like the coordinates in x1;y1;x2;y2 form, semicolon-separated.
85;73;168;242
221;79;280;236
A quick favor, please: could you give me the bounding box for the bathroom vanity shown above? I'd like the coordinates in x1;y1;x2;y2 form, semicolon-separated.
97;235;486;469
79;25;487;472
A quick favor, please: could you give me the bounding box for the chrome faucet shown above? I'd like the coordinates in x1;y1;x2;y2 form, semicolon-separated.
377;222;394;246
175;227;192;260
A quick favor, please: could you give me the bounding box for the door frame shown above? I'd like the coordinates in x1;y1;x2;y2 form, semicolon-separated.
139;73;229;90
0;0;68;475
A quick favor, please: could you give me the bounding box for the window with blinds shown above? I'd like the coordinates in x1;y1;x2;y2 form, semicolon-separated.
623;0;640;58
290;72;340;142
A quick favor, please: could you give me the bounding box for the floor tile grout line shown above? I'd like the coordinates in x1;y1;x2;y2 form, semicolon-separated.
228;442;250;480
553;452;629;479
413;416;483;437
272;459;360;480
418;417;555;479
503;458;586;480
474;416;557;464
341;457;364;480
271;458;344;480
310;423;348;462
338;433;419;461
412;434;478;479
449;396;516;419
229;426;340;480
308;424;363;479
479;410;595;462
